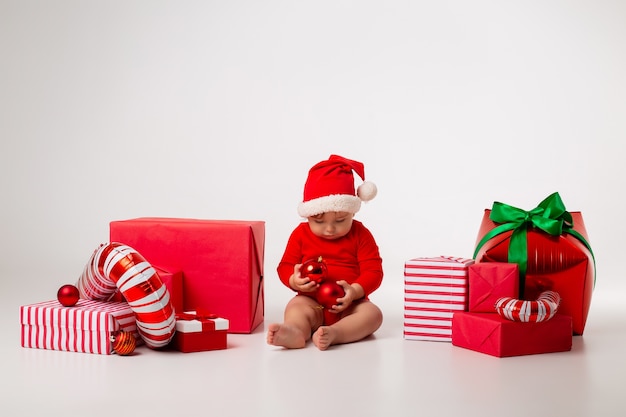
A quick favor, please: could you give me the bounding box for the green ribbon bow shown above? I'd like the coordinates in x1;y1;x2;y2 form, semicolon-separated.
473;192;595;295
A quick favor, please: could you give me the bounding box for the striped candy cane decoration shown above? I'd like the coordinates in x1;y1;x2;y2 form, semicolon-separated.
76;243;176;349
495;290;561;323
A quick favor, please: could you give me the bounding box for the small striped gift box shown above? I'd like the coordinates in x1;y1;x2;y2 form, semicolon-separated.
20;299;141;355
404;256;474;342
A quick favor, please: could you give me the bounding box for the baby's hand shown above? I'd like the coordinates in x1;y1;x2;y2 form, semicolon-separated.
330;280;358;312
289;264;319;293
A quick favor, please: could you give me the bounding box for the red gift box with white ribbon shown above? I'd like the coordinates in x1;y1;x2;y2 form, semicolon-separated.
20;299;141;355
172;311;229;353
404;256;474;342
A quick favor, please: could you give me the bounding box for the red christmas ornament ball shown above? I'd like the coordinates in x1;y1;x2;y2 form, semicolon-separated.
111;330;136;356
301;256;328;284
57;284;80;307
316;280;345;309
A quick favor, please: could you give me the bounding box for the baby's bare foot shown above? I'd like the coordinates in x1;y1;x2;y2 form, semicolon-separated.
267;323;306;349
312;326;337;350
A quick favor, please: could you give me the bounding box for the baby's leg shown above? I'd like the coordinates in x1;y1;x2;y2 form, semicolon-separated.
312;300;383;350
267;295;322;349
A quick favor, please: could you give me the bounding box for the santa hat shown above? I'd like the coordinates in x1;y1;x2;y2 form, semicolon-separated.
297;154;377;218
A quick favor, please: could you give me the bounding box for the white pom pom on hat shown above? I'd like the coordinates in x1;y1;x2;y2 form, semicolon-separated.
297;154;377;218
357;180;377;202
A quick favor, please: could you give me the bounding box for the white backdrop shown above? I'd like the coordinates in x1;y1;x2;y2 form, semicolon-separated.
1;1;624;308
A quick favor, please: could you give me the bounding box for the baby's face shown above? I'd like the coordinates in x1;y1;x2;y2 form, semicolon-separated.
307;211;354;240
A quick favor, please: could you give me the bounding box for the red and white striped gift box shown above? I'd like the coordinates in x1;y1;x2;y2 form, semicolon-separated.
404;256;474;342
20;299;141;355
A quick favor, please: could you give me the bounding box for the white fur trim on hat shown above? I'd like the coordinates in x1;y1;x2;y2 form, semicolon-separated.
297;194;362;218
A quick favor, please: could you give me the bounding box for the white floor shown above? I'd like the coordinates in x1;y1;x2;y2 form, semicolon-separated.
2;1;625;415
3;275;625;417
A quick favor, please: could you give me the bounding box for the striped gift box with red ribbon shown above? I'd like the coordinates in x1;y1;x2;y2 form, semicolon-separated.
20;299;141;354
404;256;474;342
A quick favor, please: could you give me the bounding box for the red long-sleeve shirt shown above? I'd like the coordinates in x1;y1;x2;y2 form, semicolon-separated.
277;220;383;297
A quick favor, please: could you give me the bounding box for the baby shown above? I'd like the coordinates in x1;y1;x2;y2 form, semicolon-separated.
267;155;383;350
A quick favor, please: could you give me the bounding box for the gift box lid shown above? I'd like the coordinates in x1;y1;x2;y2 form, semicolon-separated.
110;217;265;277
175;311;229;333
20;300;136;331
405;256;474;270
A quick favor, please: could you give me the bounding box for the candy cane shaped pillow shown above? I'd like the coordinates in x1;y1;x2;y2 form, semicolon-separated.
76;243;176;349
495;290;561;323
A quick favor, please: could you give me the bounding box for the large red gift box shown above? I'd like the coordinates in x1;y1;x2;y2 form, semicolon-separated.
172;312;229;353
404;256;473;342
474;208;594;335
451;312;572;357
110;218;264;333
468;262;519;313
20;299;140;355
109;267;184;314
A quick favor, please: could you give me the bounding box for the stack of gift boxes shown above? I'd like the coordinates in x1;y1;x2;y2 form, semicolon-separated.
20;218;265;355
20;193;595;358
404;192;595;357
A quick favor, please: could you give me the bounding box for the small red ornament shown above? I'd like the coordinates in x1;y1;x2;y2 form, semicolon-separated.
57;284;80;307
315;280;345;309
301;256;328;284
111;330;136;355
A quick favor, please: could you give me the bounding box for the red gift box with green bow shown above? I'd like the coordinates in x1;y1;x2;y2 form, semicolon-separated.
473;192;595;335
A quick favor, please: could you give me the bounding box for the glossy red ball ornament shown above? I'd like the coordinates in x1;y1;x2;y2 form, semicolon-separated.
315;280;345;309
57;284;80;307
300;256;328;284
111;330;137;356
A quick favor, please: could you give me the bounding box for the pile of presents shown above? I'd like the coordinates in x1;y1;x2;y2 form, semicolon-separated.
404;192;595;357
19;192;595;359
20;218;265;355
